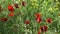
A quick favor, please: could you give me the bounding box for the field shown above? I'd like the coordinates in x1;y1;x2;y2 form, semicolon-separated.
0;0;60;34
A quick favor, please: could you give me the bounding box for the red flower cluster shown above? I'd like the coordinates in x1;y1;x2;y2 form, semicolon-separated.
35;14;52;34
35;13;53;24
8;4;15;17
35;13;42;23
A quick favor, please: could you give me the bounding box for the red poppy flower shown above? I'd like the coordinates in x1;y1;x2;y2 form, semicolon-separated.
8;5;14;12
9;13;14;17
40;26;48;32
25;20;30;24
14;3;19;8
36;17;42;23
38;31;40;34
35;13;42;18
22;1;26;6
0;18;8;22
46;18;52;23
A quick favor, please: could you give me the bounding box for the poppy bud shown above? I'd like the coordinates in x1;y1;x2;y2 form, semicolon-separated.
22;1;26;6
14;3;19;8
